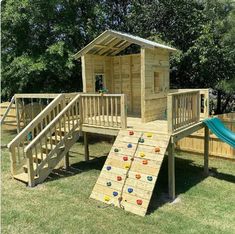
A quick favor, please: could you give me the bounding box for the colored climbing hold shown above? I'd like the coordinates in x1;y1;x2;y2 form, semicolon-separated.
128;188;133;193
104;195;110;202
143;160;148;165
106;181;112;186
124;164;130;169
137;199;143;205
113;191;118;196
147;176;153;181
127;143;132;148
129;130;134;135
139;152;145;157
135;174;141;179
114;148;119;152
117;176;122;181
138;138;144;143
155;147;160;153
147;133;152;138
106;166;112;171
123;156;128;161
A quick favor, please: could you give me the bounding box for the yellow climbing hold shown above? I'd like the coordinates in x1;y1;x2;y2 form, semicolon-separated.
124;164;130;169
104;195;110;202
147;133;152;138
140;152;145;157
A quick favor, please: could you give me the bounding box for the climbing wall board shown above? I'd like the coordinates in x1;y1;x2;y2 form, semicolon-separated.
90;129;170;216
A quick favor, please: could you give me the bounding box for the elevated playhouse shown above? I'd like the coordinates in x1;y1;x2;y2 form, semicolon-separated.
2;30;226;216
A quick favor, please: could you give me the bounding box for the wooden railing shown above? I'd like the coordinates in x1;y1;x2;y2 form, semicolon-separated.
24;94;81;186
167;90;200;133
80;94;127;129
0;96;15;125
8;94;65;175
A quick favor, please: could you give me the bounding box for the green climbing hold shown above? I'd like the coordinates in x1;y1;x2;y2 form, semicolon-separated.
106;182;112;186
147;176;153;181
114;148;119;152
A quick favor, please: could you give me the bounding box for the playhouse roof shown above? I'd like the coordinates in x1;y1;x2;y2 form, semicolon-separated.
74;30;176;59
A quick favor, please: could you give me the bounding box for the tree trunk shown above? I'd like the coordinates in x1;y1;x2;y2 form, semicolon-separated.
216;90;222;114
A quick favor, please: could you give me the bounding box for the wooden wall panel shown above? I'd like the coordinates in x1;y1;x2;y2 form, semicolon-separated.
142;48;170;122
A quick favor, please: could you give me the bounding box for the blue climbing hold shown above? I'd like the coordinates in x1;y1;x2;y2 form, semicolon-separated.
128;188;133;193
127;143;132;148
113;191;118;196
106;166;111;171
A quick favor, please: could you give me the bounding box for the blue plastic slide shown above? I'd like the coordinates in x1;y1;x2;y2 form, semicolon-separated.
203;117;235;148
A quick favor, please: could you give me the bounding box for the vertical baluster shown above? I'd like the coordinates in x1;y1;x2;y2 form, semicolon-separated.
98;97;101;125
111;97;113;127
102;95;105;126
71;105;75;129
93;96;97;125
17;144;20;163
89;96;92;125
39;139;43;161
34;145;38;174
85;97;88;124
115;97;118;127
45;135;48;156
106;96;109;127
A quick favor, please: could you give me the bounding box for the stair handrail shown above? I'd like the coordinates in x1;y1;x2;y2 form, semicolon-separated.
8;94;65;149
24;94;81;186
0;96;15;124
24;94;81;153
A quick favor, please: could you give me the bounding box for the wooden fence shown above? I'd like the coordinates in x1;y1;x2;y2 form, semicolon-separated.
176;113;235;160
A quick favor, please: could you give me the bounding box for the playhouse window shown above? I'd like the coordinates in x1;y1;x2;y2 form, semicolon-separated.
95;74;104;92
154;72;161;93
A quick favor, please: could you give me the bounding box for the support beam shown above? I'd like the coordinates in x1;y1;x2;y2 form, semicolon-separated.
168;141;175;200
64;153;70;170
204;126;209;175
84;132;89;161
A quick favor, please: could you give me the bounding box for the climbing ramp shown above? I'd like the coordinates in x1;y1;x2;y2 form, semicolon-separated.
90;130;170;216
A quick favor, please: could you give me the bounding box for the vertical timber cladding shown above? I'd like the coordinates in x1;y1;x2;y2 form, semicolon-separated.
142;48;170;122
82;54;112;93
112;54;141;116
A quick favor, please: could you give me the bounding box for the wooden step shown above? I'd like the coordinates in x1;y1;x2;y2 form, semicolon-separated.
13;173;28;183
32;153;47;163
23;162;48;173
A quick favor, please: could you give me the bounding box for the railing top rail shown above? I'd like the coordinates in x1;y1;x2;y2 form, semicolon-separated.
14;92;82;99
80;93;124;97
7;94;65;149
25;94;81;153
168;90;200;96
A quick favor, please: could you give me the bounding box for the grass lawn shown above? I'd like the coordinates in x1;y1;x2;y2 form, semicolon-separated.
1;128;235;234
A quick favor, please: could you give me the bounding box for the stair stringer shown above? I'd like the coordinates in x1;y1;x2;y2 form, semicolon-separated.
34;130;81;185
90;129;170;216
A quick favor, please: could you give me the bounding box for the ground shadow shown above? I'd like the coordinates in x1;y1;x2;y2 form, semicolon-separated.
43;150;235;215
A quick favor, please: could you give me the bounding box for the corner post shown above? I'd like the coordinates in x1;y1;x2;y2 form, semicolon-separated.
84;132;89;161
64;153;70;170
204;126;209;175
168;138;175;200
15;97;21;134
121;94;127;129
26;149;35;187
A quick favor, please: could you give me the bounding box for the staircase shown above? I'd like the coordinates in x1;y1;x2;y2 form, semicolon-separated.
90;129;170;216
8;94;82;187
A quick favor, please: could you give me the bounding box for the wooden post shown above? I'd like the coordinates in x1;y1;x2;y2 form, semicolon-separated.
167;94;173;133
15;98;21;133
64;153;70;169
84;132;89;161
204;126;209;175
26;149;35;187
168;140;175;200
120;94;127;129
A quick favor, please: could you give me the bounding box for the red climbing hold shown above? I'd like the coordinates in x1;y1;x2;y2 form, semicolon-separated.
155;147;160;153
143;160;148;165
129;130;134;135
135;174;141;179
123;156;128;161
137;199;143;205
117;176;122;181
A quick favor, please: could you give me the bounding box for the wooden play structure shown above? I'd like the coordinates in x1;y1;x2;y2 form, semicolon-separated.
2;30;213;216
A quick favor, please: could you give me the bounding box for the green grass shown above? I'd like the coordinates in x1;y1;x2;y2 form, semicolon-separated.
1;129;235;234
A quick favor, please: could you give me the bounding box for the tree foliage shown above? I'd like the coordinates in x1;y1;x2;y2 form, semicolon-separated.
1;0;235;113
